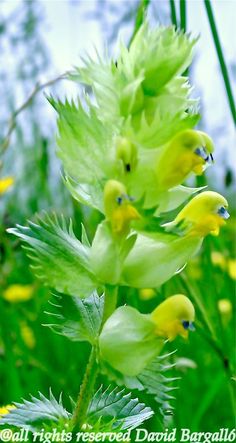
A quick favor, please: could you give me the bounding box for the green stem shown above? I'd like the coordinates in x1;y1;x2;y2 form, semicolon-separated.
72;286;118;430
169;0;177;28
102;285;118;324
180;0;186;32
204;0;236;124
129;0;150;46
71;347;98;430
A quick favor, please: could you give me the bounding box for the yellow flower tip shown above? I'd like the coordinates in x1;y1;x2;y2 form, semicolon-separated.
211;251;226;270
104;180;140;235
0;405;16;416
157;130;214;189
151;294;195;341
228;259;236;280
174;191;229;237
0;176;14;195
3;284;34;303
139;288;156;300
116;137;138;173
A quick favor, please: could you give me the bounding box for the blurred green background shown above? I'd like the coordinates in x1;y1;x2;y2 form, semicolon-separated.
0;0;235;433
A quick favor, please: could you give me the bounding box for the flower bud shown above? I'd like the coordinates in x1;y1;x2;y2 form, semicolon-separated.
116;137;138;174
104;180;140;237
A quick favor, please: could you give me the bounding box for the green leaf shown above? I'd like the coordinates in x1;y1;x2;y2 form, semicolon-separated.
136;352;179;415
48;96;118;185
0;391;71;432
7;213;97;297
88;385;153;430
101;352;178;418
44;292;104;345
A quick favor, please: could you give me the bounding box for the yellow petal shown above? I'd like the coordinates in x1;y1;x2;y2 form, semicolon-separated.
211;251;226;270
20;322;36;349
0;405;16;416
228;259;236;280
0;177;14;194
139;288;156;300
3;284;34;303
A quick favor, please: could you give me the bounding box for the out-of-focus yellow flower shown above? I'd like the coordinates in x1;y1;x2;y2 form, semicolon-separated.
0;405;15;416
211;251;226;270
0;177;14;194
151;294;195;341
3;284;34;303
228;259;236;280
218;298;232;325
104;180;140;236
20;322;36;349
139;288;156;300
187;257;202;280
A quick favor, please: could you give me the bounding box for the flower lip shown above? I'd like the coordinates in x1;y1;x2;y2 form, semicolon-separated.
194;146;213;163
217;206;230;220
182;320;195;331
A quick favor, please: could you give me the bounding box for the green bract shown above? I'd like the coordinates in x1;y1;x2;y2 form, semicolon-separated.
99;306;163;376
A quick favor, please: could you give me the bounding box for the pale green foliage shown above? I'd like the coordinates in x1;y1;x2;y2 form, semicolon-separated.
45;292;104;344
88;385;153;430
7;214;97;297
0;391;71;432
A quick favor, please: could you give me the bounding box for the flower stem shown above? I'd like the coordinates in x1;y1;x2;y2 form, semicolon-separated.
72;286;118;430
71;346;98;431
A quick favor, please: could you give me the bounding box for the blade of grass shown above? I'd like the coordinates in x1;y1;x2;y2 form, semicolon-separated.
180;0;186;32
129;0;150;46
204;0;236;124
169;0;177;28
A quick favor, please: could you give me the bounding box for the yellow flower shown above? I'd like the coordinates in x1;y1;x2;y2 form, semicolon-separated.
139;288;156;300
0;405;15;416
151;294;195;341
3;284;34;303
0;177;14;194
211;251;226;270
20;322;36;349
165;191;229;237
187;257;202;280
156;130;214;190
104;180;140;236
228;259;236;280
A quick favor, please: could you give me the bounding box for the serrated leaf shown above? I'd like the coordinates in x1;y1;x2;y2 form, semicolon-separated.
0;391;71;432
7;213;97;297
44;292;104;344
101;352;179;418
88;386;153;430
